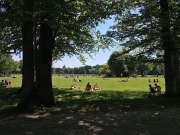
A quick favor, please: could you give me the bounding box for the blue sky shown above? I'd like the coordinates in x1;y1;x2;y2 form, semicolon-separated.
13;19;118;68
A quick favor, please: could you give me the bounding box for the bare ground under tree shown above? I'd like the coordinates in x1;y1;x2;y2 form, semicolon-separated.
0;107;180;135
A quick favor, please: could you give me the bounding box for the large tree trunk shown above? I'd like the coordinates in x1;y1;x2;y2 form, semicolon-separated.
174;51;180;95
17;0;35;109
164;51;177;95
173;23;180;95
160;0;177;96
36;18;56;107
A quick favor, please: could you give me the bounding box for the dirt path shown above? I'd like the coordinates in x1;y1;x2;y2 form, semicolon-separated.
0;107;180;135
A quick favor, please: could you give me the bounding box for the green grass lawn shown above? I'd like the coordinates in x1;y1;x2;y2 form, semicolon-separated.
52;75;165;91
0;75;179;113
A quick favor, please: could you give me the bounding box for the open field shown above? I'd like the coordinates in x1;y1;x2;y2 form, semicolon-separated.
0;74;166;91
52;75;165;91
1;75;180;135
1;75;180;113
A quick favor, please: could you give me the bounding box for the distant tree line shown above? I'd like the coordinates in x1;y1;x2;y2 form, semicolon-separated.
52;65;101;75
0;52;164;77
52;51;164;77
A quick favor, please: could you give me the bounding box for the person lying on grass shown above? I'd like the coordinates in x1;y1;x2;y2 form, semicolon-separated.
71;84;76;90
71;84;85;90
118;79;128;82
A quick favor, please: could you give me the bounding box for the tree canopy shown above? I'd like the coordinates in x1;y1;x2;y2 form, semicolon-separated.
1;0;180;109
103;0;180;95
0;0;118;109
0;54;20;73
107;51;125;77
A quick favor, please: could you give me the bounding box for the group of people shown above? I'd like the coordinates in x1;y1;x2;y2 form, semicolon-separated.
0;79;11;88
85;82;101;91
71;82;101;91
149;79;159;83
149;84;161;93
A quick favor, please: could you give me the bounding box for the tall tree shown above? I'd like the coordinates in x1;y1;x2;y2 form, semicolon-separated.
36;13;56;107
98;63;111;76
105;0;180;96
159;0;178;96
12;60;21;73
157;63;165;75
137;62;152;76
0;54;14;73
108;51;125;77
13;0;115;108
78;67;86;74
33;0;116;108
16;0;35;109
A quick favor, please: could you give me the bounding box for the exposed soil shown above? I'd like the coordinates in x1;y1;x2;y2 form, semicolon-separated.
0;107;180;135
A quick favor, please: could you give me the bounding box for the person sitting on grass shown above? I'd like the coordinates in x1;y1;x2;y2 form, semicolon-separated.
156;79;159;82
5;79;11;87
153;79;156;83
0;80;8;88
93;83;101;91
85;82;92;91
73;78;78;82
0;80;4;88
149;84;156;93
154;84;161;93
9;81;11;86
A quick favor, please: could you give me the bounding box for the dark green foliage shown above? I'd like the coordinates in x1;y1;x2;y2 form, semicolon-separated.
78;67;86;74
108;51;125;77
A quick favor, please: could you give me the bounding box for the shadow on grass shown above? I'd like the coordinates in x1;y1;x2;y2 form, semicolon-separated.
1;88;180;135
53;87;180;112
0;87;180;114
0;87;22;115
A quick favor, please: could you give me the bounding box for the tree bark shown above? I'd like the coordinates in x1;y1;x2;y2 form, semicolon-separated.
17;0;35;109
160;0;177;96
173;24;180;95
36;17;56;107
174;51;180;95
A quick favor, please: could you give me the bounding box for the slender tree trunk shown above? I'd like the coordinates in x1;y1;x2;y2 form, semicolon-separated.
36;18;56;107
17;0;35;109
160;0;177;96
34;23;38;90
